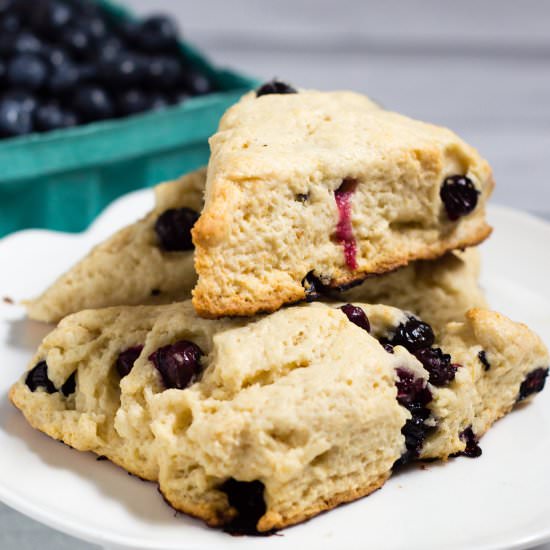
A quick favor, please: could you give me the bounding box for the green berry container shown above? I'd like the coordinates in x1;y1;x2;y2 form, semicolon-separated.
0;0;257;238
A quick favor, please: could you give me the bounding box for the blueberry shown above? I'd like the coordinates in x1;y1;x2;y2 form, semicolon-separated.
154;208;199;251
61;27;93;59
13;31;43;55
47;46;71;68
0;59;5;83
99;53;146;87
478;350;490;371
414;347;458;387
168;90;190;105
220;479;266;535
72;85;114;122
34;102;68;132
29;0;73;37
116;346;143;378
137;15;179;53
61;372;76;396
61;109;78;128
0;13;21;34
394;367;433;467
453;426;482;458
385;316;435;352
47;62;80;95
97;36;124;63
517;367;548;402
25;361;56;393
149;340;203;390
3;90;38;114
146;56;182;89
7;54;49;91
256;79;297;97
0;99;33;137
117;89;150;116
149;93;170;110
301;271;325;302
86;15;108;41
340;304;370;333
440;175;479;221
181;69;213;96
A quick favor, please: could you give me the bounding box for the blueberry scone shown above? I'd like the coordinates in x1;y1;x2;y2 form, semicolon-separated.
26;168;485;326
24;169;205;324
192;88;494;317
10;301;547;531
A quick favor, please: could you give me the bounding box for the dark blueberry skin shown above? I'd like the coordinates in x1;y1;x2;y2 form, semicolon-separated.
7;54;49;91
47;62;81;95
60;26;93;60
256;79;297;97
137;15;179;53
0;59;5;84
440;175;479;221
146;56;183;89
12;31;43;55
454;426;482;458
414;347;458;387
478;350;491;371
29;0;73;38
98;53;146;87
517;368;549;402
34;102;68;132
25;361;56;393
220;479;267;535
3;90;38;114
301;271;325;302
72;85;114;122
149;340;203;390
385;316;435;352
116;89;150;116
181;69;213;96
116;346;144;378
340;304;370;333
61;372;76;396
0;98;33;137
154;208;199;251
394;367;433;467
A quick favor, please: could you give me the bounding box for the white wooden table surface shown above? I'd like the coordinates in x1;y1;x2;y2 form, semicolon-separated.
2;0;549;547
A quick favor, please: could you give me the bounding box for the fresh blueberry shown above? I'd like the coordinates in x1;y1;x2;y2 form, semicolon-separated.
61;27;93;59
414;347;458;387
7;54;49;91
301;271;325;302
34;102;68;132
116;346;143;378
0;59;5;84
72;85;114;121
149;340;203;390
3;90;38;114
46;46;71;68
13;31;43;55
0;13;21;34
98;53;146;87
154;208;199;251
116;89;150;116
146;56;182;89
61;110;78;128
0;98;33;137
340;304;370;333
25;361;56;393
47;62;80;95
86;15;108;41
137;15;179;53
61;372;76;396
29;0;73;37
478;350;490;371
517;368;549;402
440;175;479;221
96;36;124;63
181;69;213;96
220;479;266;535
385;316;435;352
149;93;170;110
256;79;297;97
168;89;190;105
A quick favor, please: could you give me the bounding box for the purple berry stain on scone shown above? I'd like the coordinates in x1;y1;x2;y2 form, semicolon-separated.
414;347;459;387
394;368;433;466
25;361;57;394
478;350;491;371
517;367;549;402
149;340;203;389
256;79;297;97
154;208;199;251
220;478;267;535
339;304;370;332
454;426;482;458
116;345;144;378
440;175;479;221
334;178;358;271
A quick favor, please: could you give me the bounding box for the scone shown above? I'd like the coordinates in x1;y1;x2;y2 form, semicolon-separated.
26;168;486;326
10;301;547;532
24;169;205;323
192;89;494;317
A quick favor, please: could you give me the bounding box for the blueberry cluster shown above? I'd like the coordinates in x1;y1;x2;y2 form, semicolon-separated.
0;0;215;139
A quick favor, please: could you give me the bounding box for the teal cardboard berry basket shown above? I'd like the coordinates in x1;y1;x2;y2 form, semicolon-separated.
0;1;257;238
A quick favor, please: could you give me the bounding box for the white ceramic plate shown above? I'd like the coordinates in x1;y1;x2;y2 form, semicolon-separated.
0;192;549;550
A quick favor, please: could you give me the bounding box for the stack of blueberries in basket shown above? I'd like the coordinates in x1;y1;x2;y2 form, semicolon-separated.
0;0;216;138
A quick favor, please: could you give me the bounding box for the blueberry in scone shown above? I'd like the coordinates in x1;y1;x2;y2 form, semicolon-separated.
191;89;494;318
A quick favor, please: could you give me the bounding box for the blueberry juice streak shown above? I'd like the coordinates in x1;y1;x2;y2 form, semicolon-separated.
334;178;358;271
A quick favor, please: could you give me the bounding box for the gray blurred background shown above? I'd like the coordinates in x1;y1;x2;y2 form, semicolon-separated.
2;0;549;548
